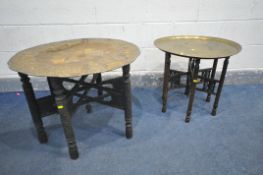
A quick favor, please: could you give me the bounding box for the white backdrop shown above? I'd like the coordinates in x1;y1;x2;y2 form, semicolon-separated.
0;0;262;77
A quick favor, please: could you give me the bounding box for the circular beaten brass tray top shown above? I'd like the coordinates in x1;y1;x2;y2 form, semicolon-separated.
8;38;140;77
154;35;241;59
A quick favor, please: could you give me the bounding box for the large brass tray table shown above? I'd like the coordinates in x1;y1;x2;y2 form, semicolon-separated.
154;35;241;122
8;38;140;159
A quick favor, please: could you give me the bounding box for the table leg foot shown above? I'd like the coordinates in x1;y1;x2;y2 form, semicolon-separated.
206;97;211;102
85;104;92;113
37;129;48;143
126;126;133;139
185;116;191;123
161;106;166;113
211;109;217;116
69;145;79;159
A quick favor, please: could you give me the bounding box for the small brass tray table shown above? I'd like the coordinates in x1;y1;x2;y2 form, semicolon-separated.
154;35;241;122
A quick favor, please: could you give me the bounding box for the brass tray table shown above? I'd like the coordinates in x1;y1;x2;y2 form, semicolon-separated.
8;38;140;159
154;35;241;122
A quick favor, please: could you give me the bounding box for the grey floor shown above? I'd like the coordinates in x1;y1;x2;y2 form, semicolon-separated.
0;84;262;175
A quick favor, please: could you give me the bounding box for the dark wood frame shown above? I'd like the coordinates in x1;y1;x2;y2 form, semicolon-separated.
161;52;230;122
18;65;132;159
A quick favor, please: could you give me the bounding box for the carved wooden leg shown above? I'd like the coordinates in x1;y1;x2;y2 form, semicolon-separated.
162;52;171;112
18;73;48;143
123;65;133;139
185;59;200;123
206;59;218;102
212;58;229;116
49;77;79;159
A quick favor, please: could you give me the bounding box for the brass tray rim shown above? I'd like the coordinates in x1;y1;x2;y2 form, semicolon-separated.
154;35;242;59
8;38;140;78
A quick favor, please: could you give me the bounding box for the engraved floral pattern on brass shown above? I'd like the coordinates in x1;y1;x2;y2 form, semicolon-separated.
154;35;241;59
8;38;140;77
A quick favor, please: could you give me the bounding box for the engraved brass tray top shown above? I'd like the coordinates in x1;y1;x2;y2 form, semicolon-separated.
8;38;140;77
154;35;241;59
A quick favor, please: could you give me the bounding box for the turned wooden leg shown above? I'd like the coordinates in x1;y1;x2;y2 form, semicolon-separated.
162;52;171;112
47;77;55;97
212;58;229;116
185;58;192;95
185;59;200;123
206;59;218;102
96;73;103;96
123;65;133;139
18;73;48;143
49;77;79;159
